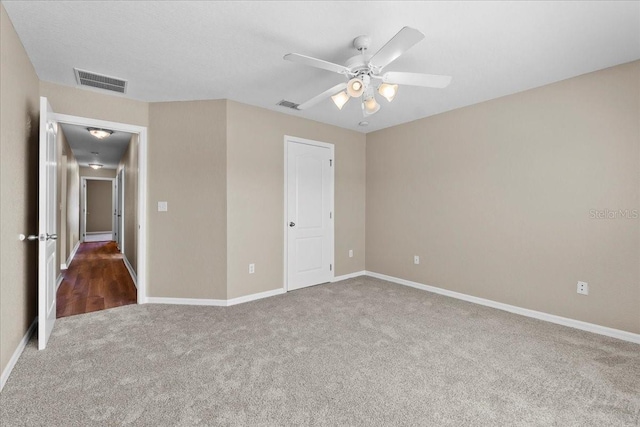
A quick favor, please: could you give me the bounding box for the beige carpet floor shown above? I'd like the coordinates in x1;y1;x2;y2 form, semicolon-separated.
1;276;639;426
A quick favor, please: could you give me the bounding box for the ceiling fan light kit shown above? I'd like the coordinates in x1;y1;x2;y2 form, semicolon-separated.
378;83;398;102
347;77;365;97
363;96;380;115
331;91;350;110
284;26;451;121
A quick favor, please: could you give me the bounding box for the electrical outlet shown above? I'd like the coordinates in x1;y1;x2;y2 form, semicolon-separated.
577;281;588;295
249;263;255;274
414;255;420;265
349;249;353;258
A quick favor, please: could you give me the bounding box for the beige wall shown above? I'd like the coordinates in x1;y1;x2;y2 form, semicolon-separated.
79;166;117;178
226;101;366;299
40;81;148;127
65;145;80;263
118;135;139;274
55;129;79;277
0;4;40;378
85;180;113;232
148;100;227;299
366;61;640;334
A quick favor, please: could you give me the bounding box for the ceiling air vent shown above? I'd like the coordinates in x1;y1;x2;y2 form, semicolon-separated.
277;100;300;110
74;68;128;94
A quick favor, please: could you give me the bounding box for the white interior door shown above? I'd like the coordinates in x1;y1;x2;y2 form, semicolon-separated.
286;138;334;291
38;97;58;350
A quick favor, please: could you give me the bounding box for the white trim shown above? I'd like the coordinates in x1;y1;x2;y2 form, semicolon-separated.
61;240;80;270
83;233;113;242
227;288;286;306
331;270;366;282
146;297;227;307
365;271;640;345
52;113;148;305
116;167;125;253
55;274;64;292
137;129;148;304
122;254;137;288
146;288;286;308
1;318;37;392
283;135;335;292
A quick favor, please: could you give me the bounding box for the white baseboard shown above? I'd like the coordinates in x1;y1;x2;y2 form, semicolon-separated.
1;318;37;392
365;271;640;345
331;270;366;282
227;288;285;306
146;297;226;307
147;288;286;308
122;255;137;288
84;233;113;242
55;274;64;292
61;240;81;270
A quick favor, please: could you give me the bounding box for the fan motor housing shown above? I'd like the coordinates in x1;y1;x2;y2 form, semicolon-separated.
345;54;372;75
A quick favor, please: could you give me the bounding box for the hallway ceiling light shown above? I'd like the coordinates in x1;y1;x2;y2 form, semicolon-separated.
88;128;113;139
89;163;103;169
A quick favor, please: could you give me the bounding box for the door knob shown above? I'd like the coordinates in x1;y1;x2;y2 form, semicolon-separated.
289;222;295;227
19;234;38;241
47;233;57;241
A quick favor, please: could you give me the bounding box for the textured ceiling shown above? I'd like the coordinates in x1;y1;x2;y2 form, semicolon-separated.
60;123;132;170
4;1;640;133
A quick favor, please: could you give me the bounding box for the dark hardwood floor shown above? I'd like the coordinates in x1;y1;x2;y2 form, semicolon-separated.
56;241;137;318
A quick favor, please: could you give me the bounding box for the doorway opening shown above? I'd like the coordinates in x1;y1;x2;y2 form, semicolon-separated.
37;103;148;346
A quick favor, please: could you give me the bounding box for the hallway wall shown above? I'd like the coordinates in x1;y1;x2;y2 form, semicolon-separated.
117;135;139;274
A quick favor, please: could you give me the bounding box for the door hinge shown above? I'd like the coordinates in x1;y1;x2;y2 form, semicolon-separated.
329;159;332;167
330;264;332;271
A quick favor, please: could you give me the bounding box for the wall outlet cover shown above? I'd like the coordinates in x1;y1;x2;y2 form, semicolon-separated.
577;281;589;295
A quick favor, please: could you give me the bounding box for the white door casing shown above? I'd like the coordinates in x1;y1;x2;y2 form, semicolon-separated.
285;137;334;291
116;168;125;252
38;97;58;350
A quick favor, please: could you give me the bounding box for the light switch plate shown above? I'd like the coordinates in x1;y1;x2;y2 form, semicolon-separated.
158;201;168;212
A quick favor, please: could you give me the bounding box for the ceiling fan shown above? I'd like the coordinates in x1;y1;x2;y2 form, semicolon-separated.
284;27;452;116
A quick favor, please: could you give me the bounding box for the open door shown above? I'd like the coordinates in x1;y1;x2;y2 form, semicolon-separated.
38;97;58;350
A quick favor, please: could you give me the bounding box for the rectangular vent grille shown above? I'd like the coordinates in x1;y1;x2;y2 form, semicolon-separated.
277;100;300;110
74;68;127;94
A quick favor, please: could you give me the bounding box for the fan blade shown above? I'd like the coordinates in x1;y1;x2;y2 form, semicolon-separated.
284;53;351;75
297;82;348;110
382;72;452;88
369;27;425;69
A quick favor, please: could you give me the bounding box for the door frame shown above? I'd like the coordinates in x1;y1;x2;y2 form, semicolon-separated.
53;113;148;303
283;135;335;292
80;176;116;242
116;167;125;253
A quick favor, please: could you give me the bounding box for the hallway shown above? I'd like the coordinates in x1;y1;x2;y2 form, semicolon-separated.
56;241;137;318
